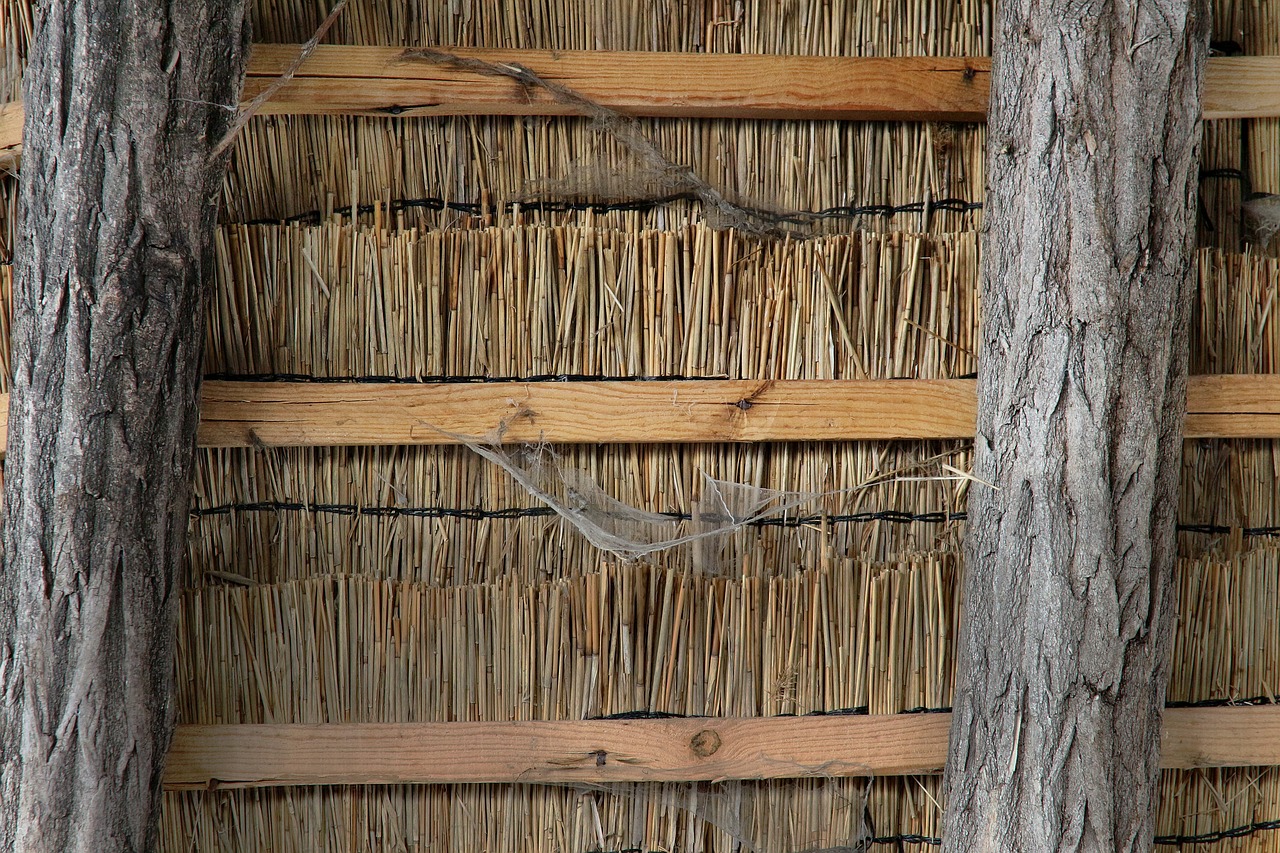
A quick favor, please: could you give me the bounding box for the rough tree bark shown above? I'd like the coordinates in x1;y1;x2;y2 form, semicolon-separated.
941;3;1209;852
0;3;248;851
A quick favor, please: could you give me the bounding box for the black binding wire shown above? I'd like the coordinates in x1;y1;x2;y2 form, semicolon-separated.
239;194;985;228
188;501;1280;538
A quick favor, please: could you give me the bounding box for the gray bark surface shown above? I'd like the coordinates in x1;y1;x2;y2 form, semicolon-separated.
0;3;248;850
941;4;1209;852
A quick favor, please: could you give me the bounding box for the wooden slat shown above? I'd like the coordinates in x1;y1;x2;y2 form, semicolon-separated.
0;51;1275;150
1186;374;1280;437
0;100;20;160
243;46;991;122
164;715;950;788
1161;706;1280;769
194;379;977;447
162;706;1280;789
2;375;1280;453
1203;56;1280;119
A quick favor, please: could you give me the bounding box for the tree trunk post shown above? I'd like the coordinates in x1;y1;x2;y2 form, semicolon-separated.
941;4;1210;852
0;3;248;850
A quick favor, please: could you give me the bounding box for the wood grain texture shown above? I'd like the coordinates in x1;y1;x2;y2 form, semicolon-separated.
2;376;1280;453
164;715;951;788
161;706;1280;789
243;46;991;121
0;101;20;160
1202;56;1280;119
193;379;978;446
1185;374;1280;437
0;51;1272;150
1162;706;1280;769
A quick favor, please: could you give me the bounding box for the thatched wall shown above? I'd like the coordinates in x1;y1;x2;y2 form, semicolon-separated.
2;0;1280;849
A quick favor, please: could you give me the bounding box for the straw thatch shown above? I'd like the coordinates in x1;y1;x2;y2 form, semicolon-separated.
248;0;992;55
2;0;1280;849
206;223;980;379
222;116;988;235
188;442;972;586
161;777;939;853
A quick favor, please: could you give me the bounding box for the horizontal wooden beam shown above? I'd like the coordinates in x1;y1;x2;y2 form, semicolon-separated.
1203;56;1280;120
194;378;977;447
1;375;1279;453
1185;374;1280;438
163;705;1280;789
0;101;19;162
243;46;991;122
0;51;1275;151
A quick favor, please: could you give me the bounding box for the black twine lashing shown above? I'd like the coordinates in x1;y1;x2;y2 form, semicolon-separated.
239;194;984;227
189;501;966;528
189;501;1280;537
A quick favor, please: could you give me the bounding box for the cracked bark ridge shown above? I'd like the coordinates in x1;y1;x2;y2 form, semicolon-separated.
941;3;1210;852
0;3;248;850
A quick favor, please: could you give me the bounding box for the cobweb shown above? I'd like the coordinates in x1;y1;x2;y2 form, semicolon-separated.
1243;192;1280;246
429;416;982;565
461;438;820;562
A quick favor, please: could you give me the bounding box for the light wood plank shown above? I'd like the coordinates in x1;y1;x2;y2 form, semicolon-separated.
1161;706;1280;769
156;374;1280;446
162;706;1280;789
0;51;1274;151
194;379;977;447
1203;56;1280;119
0;100;20;158
3;375;1280;453
1185;374;1280;437
165;715;950;788
243;47;991;122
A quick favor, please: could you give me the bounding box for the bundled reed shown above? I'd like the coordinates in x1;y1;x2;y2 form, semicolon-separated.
1192;249;1280;373
1200;120;1246;251
1212;0;1280;52
204;218;1280;386
222;115;989;231
0;0;28;102
206;222;981;380
156;769;1280;853
248;0;991;57
1168;546;1280;705
1155;769;1280;852
174;555;960;724
1250;118;1280;198
188;442;972;587
161;776;947;853
174;545;1280;725
1181;440;1280;551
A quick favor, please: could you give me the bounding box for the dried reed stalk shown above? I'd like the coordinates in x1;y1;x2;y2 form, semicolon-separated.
220;115;988;233
246;0;993;57
187;442;972;587
173;555;960;724
205;222;981;381
161;777;943;853
1191;249;1280;374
